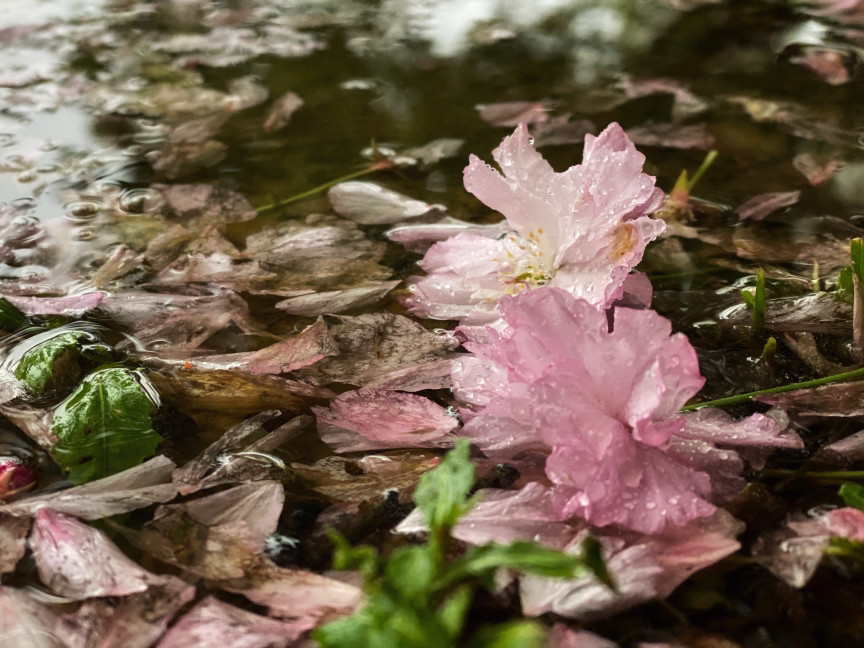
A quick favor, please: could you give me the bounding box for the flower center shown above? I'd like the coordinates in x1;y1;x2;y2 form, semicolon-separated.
495;229;555;295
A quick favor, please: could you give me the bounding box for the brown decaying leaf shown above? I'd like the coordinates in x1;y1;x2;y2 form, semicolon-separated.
294;312;460;387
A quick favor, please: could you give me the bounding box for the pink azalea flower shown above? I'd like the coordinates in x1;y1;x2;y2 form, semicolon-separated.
404;122;665;324
452;286;802;534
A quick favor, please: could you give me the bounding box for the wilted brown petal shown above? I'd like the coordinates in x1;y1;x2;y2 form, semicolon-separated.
150;140;228;180
219;559;362;622
141;481;284;580
397;483;577;550
328;181;442;225
100;291;257;352
157;596;314;648
295;312;460;386
263;91;304;133
0;513;29;574
5;292;104;316
154;184;257;228
785;44;858;85
720;293;852;335
751;514;833;588
386;216;511;253
0;456;178;520
245;214;390;292
726;95;859;148
621;77;710;121
0;587;65;648
625;123;715;150
735;191;801;221
364;358;455;392
147;365;330;426
292;451;439;502
274;281;401;317
172;411;282;488
30;509;179;600
475;101;549;127
814;429;864;466
527;114;598;148
549;624;619;648
756;381;864;417
67;577;194;648
246;317;340;373
520;511;743;620
89;245;147;289
314;388;458;453
793;151;844;186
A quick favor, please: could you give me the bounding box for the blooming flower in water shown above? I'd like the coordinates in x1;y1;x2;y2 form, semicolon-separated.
452;286;801;534
404;122;666;324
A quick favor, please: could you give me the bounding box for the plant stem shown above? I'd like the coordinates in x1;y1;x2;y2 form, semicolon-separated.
680;365;864;411
255;164;384;214
686;150;718;191
760;469;864;480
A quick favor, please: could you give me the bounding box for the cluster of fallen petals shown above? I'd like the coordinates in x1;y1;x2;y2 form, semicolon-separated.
317;123;814;623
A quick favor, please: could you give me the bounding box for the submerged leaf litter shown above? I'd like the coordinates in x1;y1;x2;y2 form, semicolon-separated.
3;0;864;646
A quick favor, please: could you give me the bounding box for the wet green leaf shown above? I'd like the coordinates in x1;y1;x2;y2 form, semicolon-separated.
451;541;585;586
15;332;86;396
582;535;617;591
839;483;864;512
466;621;546;648
51;368;163;484
413;438;475;536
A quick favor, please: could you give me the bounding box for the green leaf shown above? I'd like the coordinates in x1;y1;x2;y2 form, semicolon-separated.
385;546;438;598
741;268;765;334
329;528;380;581
0;297;27;332
436;585;473;639
837;265;854;303
852;237;864;285
449;541;584;587
467;621;546;648
15;332;86;396
50;368;163;484
581;535;616;591
839;483;864;512
414;439;475;536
